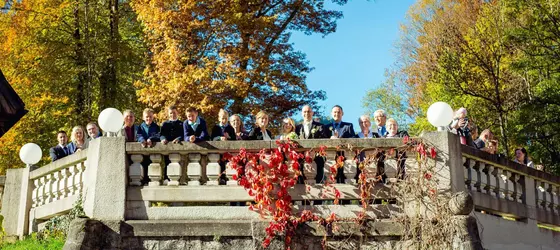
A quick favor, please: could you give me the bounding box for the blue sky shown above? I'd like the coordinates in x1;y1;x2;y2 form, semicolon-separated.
291;0;416;128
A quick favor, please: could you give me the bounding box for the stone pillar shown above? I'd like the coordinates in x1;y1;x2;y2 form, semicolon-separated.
422;132;466;193
0;166;34;238
83;137;127;221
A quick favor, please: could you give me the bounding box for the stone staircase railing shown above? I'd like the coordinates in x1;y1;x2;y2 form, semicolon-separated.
461;145;560;227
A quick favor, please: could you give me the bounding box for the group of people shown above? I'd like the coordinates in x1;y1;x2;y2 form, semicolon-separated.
448;107;539;170
50;105;409;162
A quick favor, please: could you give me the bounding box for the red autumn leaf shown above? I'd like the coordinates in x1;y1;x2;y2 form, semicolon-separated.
424;172;432;180
430;147;437;159
403;136;410;144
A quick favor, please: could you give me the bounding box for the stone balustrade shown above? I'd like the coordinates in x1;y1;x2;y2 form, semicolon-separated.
2;133;559;249
123;138;412;220
461;145;560;227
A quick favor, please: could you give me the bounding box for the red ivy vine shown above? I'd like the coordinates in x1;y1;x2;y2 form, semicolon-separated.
225;136;438;249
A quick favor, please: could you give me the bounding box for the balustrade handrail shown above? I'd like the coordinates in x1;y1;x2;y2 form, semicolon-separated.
125;137;412;154
29;149;88;180
461;145;560;185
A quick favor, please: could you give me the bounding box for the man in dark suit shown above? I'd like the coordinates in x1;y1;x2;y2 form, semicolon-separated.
183;106;209;143
323;105;356;139
295;105;326;185
49;131;69;162
323;105;356;185
295;105;324;139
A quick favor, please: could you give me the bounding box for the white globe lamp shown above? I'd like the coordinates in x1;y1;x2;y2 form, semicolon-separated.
427;102;454;131
98;108;124;135
19;143;42;166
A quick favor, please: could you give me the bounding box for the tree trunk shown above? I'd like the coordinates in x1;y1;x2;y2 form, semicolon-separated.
74;0;87;122
101;0;119;109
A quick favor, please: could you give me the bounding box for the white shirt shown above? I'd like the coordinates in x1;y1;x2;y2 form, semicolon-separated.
262;130;272;141
303;121;312;138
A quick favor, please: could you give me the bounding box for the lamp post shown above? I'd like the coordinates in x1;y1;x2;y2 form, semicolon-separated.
427;102;454;131
98;108;124;137
19;143;42;168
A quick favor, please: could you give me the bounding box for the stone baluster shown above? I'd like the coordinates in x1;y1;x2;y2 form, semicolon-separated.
206;153;221;185
491;167;500;198
463;157;471;190
148;154;163;186
31;179;40;208
324;150;337;183
59;167;70;199
536;180;546;209
167;154;182;186
344;150;357;184
68;164;77;195
53;171;62;201
472;161;482;193
129;154;144;186
37;176;46;206
304;160;317;185
76;161;86;193
546;183;554;211
552;186;560;215
500;170;512;200
478;162;488;193
45;173;55;204
225;154;238;186
483;164;494;195
512;174;523;203
187;153;202;185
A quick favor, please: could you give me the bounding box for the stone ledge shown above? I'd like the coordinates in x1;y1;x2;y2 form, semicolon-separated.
125;138;411;154
124;219;404;238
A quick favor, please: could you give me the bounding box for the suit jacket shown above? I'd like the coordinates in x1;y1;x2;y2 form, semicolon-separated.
183;117;209;142
137;122;161;143
49;144;69;162
295;121;325;139
160;120;184;142
211;124;236;141
323;121;356;138
118;124;138;142
67;140;89;154
248;127;273;140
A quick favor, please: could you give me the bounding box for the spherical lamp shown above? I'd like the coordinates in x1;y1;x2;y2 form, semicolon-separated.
98;108;124;134
427;102;454;131
19;143;42;165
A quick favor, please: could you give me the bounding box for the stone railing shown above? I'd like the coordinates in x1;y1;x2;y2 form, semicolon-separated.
2;132;558;249
29;150;87;221
461;145;560;226
124;139;410;221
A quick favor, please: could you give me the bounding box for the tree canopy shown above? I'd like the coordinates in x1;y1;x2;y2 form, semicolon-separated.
365;0;560;174
0;0;345;173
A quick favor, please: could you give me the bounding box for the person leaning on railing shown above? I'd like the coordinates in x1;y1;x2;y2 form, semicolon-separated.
514;147;534;168
211;109;236;141
183;106;209;143
229;114;248;140
357;115;380;138
67;125;89;154
49;130;70;162
248;110;273;140
276;117;297;140
137;108;161;184
118;109;138;142
385;118;409;179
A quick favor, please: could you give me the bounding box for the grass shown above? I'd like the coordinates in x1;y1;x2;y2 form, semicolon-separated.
0;234;65;250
